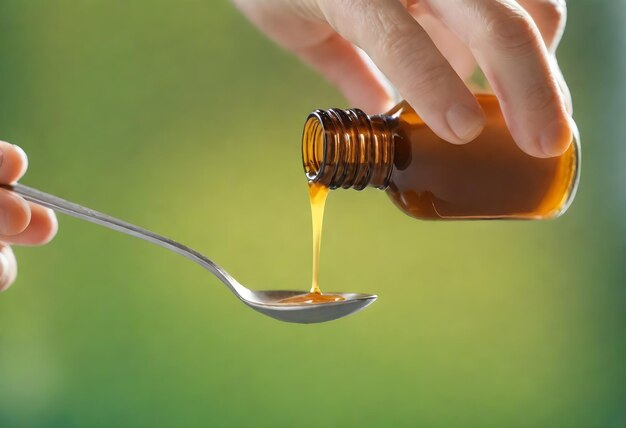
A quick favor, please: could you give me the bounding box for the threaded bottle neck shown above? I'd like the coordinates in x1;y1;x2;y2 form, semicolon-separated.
302;108;394;190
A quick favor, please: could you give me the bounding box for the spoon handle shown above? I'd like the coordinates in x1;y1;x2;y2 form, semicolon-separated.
1;183;241;292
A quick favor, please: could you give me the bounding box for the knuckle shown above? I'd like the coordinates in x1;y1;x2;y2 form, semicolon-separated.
326;0;389;45
484;6;538;52
372;4;409;46
523;82;559;113
380;28;411;58
380;31;451;97
408;62;453;97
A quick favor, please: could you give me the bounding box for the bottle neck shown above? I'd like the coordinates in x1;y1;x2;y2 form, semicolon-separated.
301;108;394;190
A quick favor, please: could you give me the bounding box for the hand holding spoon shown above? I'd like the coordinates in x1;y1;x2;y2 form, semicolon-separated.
2;183;376;323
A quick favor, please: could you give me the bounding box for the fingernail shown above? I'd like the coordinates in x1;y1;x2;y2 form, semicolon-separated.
446;103;484;143
539;120;572;157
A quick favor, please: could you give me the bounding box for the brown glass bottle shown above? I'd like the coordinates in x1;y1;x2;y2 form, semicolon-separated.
302;94;579;220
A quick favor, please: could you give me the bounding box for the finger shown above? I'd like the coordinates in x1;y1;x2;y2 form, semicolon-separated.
295;33;395;113
0;203;57;246
517;0;572;113
0;188;31;236
427;0;571;157
0;141;28;184
408;7;476;81
550;57;572;114
517;0;566;53
318;0;484;144
0;142;32;235
0;244;18;293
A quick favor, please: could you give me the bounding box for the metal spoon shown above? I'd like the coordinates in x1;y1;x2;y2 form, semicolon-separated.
2;184;377;323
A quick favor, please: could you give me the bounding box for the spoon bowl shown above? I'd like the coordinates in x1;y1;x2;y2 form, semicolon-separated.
3;183;377;324
241;290;377;323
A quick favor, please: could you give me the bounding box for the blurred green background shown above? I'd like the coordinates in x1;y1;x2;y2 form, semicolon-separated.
0;1;624;427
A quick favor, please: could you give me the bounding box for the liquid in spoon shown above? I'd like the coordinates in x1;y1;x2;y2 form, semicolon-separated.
279;182;345;304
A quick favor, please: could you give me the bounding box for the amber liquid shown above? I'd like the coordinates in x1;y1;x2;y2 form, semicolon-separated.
385;94;578;219
279;183;344;305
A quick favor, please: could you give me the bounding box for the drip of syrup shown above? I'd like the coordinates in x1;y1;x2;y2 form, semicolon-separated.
279;182;345;304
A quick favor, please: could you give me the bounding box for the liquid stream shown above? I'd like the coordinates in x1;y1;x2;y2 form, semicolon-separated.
279;182;344;305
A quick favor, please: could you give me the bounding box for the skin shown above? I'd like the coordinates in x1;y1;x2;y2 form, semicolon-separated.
0;141;57;292
233;0;574;158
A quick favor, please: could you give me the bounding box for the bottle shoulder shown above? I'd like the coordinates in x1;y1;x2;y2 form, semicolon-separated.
383;100;423;128
384;93;500;127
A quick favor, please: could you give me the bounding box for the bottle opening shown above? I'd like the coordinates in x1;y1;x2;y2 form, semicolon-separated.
302;116;325;183
301;109;394;190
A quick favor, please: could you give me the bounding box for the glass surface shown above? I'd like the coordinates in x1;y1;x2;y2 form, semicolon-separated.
386;95;579;219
